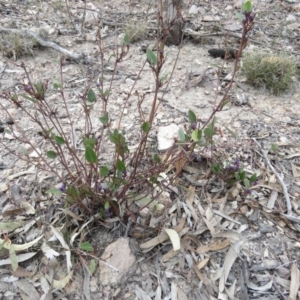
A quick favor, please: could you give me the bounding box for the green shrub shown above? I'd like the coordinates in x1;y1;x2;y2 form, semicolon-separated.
241;52;296;95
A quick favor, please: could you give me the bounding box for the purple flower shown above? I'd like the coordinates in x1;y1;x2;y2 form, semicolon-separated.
59;183;66;193
24;85;32;92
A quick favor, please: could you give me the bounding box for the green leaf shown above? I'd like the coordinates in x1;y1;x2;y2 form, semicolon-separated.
103;90;110;97
116;159;126;171
123;33;130;45
212;163;222;173
146;49;157;66
227;178;235;186
235;11;244;22
54;136;65;145
150;176;158;184
9;244;18;271
160;74;168;83
243;178;250;189
178;128;186;142
90;259;96;275
204;127;215;138
99;113;109;125
21;94;37;103
221;99;231;109
53;79;62;89
142;122;150;133
87;88;96;103
188;110;197;123
250;173;257;183
83;138;96;149
104;201;110;210
239;170;246;180
47;151;57;159
100;166;109;176
152;154;161;163
85;146;97;163
191;129;202;142
80;242;94;252
0;239;6;251
271;143;278;152
34;82;44;94
66;186;80;202
46;188;62;195
20;146;28;155
109;130;119;144
0;221;25;232
242;0;252;12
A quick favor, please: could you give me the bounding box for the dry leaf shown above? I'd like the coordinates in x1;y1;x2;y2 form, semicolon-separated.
219;239;246;292
196;239;230;254
290;263;300;300
197;257;209;270
165;228;181;251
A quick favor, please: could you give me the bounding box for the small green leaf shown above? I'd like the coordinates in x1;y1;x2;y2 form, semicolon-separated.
188;110;197;123
152;154;161;163
271;144;278;152
142;122;150;133
123;33;130;45
99;113;109;125
87;88;96;103
85;146;97;163
150;176;158;183
20;146;28;155
160;74;168;83
178;128;186;142
47;151;57;159
54;136;65;145
116;159;126;171
239;170;246;180
21;94;37;103
53;79;62;89
212;163;222;173
191;129;202;142
80;242;94;252
243;178;250;189
250;173;257;183
100;166;109;176
35;82;43;94
9;244;18;271
204;127;215;138
67;186;80;200
221;99;231;109
146;49;157;66
227;178;235;186
104;201;110;210
46;188;62;195
103;90;110;97
0;239;6;251
90;259;96;275
83;138;96;149
0;221;25;232
242;0;252;12
235;11;244;22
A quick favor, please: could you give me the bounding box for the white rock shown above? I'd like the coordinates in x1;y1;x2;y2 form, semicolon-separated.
189;5;199;15
125;78;135;85
286;14;296;22
157;123;179;150
99;238;136;286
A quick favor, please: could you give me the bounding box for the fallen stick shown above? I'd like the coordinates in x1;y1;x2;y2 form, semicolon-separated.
0;27;91;63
